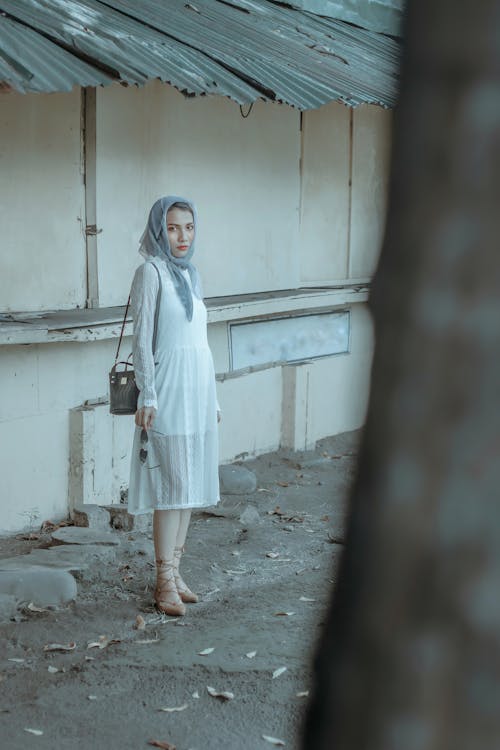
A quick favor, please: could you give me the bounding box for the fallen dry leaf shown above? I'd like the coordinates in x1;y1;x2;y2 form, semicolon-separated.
87;635;120;650
88;695;98;701
134;615;146;630
296;690;309;698
245;651;257;659
266;552;279;559
192;690;200;699
158;704;188;713
24;728;43;736
327;533;345;545
198;647;215;656
206;685;234;701
47;666;59;674
320;515;330;522
148;740;176;750
299;596;315;602
41;520;58;531
8;658;25;663
27;602;49;613
41;519;71;531
262;735;285;746
272;667;287;679
43;642;76;652
268;506;285;516
276;481;289;487
274;611;295;617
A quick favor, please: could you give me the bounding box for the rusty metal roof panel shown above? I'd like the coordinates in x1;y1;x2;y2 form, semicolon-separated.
0;0;400;108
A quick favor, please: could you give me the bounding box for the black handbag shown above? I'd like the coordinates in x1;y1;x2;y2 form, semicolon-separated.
109;264;162;415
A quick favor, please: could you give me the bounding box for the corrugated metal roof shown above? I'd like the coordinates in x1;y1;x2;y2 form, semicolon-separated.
282;1;404;37
0;0;400;108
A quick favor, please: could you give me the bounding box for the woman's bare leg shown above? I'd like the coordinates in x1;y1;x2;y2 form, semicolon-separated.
175;509;192;549
153;509;185;615
173;510;198;603
153;509;181;560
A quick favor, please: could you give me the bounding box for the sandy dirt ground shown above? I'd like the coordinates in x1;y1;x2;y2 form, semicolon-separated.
0;430;359;750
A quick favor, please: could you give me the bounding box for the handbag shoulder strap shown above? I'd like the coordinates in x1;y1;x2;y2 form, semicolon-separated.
114;263;162;364
151;263;162;355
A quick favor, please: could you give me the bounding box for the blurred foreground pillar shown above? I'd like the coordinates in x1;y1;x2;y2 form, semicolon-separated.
302;2;500;748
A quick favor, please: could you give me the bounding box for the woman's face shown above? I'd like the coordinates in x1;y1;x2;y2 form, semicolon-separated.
166;207;195;258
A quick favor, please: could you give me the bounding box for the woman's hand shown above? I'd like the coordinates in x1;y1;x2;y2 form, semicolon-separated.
135;406;157;430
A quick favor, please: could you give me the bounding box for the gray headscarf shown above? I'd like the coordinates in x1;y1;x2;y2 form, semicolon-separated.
139;195;202;321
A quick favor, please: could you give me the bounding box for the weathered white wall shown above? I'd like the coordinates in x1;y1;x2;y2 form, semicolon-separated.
0;339;119;532
217;368;283;461
95;82;301;306
306;304;375;441
349;105;392;278
300;101;351;283
300;102;392;285
0;90;86;312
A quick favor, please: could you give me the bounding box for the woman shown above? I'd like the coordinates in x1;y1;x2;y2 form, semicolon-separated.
128;195;220;616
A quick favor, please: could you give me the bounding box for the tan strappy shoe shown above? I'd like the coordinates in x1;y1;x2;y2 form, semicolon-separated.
173;546;199;604
154;558;186;616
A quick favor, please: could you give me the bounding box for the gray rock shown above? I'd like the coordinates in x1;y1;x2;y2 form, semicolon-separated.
51;527;121;546
219;464;257;495
72;503;110;530
104;505;152;533
0;567;77;607
0;593;18;621
238;505;261;526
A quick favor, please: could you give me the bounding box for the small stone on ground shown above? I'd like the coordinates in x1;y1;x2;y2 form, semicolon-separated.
219;464;257;495
0;567;77;608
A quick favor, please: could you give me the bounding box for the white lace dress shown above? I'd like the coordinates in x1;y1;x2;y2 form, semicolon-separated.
127;259;220;513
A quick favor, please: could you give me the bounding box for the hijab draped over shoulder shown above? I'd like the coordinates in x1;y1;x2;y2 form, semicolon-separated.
139;195;202;321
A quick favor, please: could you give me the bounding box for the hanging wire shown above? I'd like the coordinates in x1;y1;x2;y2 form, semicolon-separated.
239;102;254;118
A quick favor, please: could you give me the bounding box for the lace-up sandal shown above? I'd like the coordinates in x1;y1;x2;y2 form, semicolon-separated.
154;558;186;616
173;546;199;603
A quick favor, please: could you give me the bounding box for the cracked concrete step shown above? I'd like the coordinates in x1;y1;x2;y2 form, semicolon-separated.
0;544;118;573
51;527;121;546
